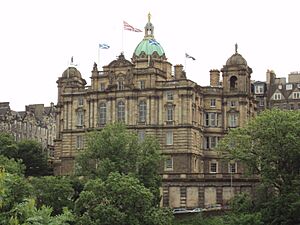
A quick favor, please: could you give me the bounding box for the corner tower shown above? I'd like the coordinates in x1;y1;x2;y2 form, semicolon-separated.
221;44;252;95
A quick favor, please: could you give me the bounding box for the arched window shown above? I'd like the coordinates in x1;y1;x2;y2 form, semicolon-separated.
117;101;125;122
99;103;106;125
139;101;147;122
230;76;237;89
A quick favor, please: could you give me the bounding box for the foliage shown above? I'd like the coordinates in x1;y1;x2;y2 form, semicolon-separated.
9;198;74;225
217;109;300;224
17;140;50;177
75;172;171;225
0;172;33;224
0;132;18;159
0;155;25;176
29;176;75;215
76;123;162;202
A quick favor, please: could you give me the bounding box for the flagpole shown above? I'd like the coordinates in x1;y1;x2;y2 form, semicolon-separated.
122;21;124;53
185;53;187;72
98;47;100;70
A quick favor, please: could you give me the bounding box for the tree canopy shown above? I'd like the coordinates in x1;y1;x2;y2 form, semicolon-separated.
218;109;300;224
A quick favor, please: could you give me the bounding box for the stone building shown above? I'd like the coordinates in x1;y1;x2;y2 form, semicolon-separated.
252;70;300;112
0;102;56;157
54;15;258;208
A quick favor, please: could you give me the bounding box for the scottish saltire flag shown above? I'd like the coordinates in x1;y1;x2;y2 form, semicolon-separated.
185;53;196;60
99;44;110;49
149;39;159;46
123;21;142;32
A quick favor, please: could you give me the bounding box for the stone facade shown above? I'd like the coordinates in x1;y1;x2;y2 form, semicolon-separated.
54;17;259;208
0;102;56;157
253;70;300;113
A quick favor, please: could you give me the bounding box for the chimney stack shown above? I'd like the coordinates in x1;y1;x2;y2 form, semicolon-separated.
174;64;184;80
210;69;220;87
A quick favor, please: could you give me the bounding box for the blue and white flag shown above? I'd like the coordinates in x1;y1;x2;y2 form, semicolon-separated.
99;43;110;49
149;39;159;46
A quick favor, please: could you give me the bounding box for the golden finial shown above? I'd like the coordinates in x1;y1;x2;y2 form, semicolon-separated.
148;12;151;23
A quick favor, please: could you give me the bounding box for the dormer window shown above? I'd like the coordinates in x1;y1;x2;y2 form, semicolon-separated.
274;93;282;100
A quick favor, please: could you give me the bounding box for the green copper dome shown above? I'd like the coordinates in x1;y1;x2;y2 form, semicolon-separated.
134;38;165;57
133;13;166;59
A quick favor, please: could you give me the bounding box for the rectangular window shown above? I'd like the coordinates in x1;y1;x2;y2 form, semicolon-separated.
228;162;237;173
78;97;84;106
286;84;293;90
100;83;105;91
138;130;145;142
259;98;264;106
77;110;84;126
140;80;145;89
205;136;218;149
167;105;173;121
166;131;173;145
210;99;216;107
166;91;173;101
99;103;106;125
118;80;124;90
76;136;83;149
205;113;218;127
164;157;173;171
255;85;264;94
293;92;300;99
274;93;282;100
210;162;218;173
228;114;238;127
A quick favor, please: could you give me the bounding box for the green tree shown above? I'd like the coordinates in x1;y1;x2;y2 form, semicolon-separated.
30;176;75;215
75;172;172;225
9;198;74;225
0;132;18;158
0;155;25;176
218;109;300;224
76;123;162;201
0;172;33;224
17;140;50;176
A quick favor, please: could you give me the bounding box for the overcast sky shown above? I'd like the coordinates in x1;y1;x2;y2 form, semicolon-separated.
1;0;300;111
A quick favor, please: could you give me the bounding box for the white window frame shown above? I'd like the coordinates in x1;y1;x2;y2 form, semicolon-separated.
140;80;145;89
164;157;173;171
166;91;173;101
293;92;300;99
205;113;218;127
167;104;174;121
100;83;105;91
274;93;282;100
205;136;218;149
255;85;264;94
210;161;218;173
228;162;237;173
118;79;124;90
99;103;106;125
210;99;216;107
166;131;173;145
286;84;293;90
117;101;125;122
77;110;84;126
76;135;83;149
139;101;147;122
228;113;238;128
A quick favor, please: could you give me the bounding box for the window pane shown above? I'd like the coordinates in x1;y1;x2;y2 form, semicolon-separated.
166;131;173;145
139;101;147;122
117;101;125;122
99;103;106;125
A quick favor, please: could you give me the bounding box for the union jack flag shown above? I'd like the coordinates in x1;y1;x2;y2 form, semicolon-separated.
123;21;142;32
